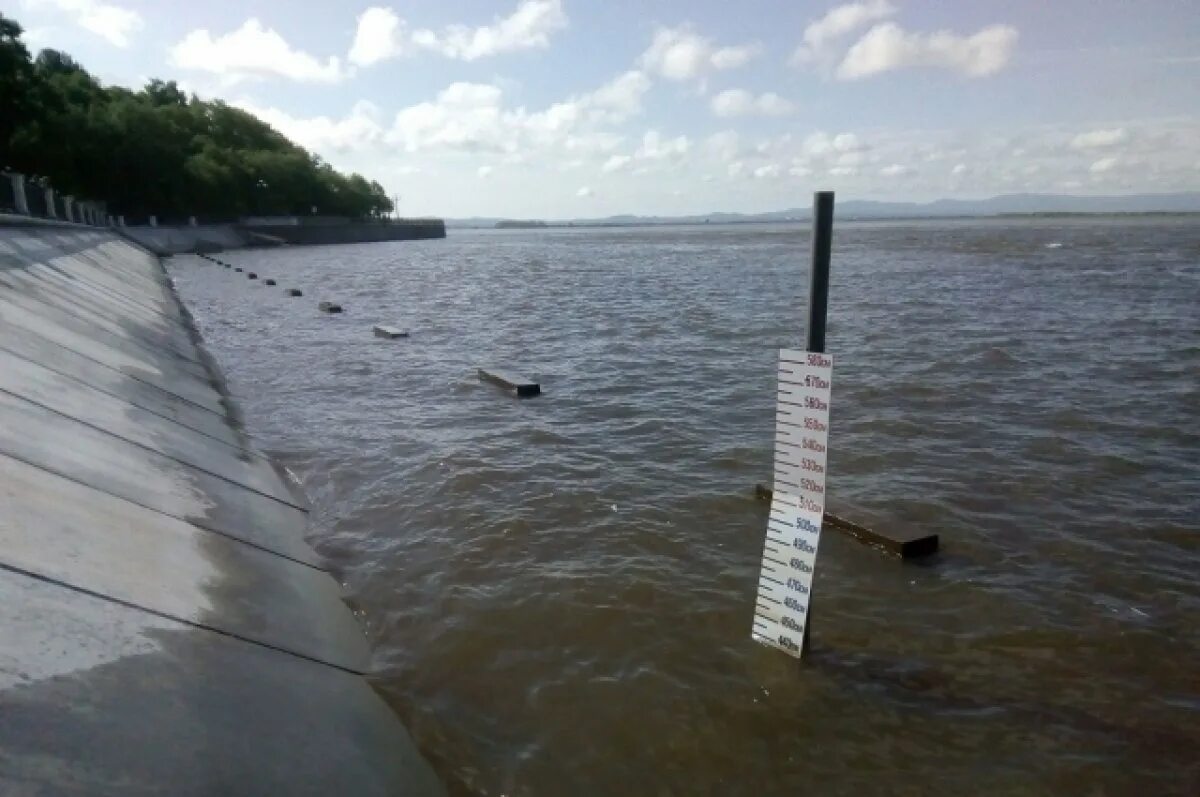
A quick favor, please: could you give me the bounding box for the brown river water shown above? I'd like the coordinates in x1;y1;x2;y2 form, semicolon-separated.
168;218;1200;796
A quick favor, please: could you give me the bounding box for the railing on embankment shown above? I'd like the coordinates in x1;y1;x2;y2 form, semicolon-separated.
0;170;447;251
0;171;111;226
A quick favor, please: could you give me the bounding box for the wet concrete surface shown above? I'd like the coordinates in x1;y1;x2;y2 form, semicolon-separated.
0;218;444;795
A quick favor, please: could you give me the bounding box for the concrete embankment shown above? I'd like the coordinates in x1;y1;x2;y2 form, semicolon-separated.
119;223;255;255
123;218;447;256
0;215;445;795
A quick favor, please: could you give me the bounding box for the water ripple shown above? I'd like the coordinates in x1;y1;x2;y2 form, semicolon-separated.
170;216;1200;796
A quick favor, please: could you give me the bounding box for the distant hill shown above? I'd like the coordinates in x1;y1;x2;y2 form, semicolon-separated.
838;192;1200;217
447;192;1200;228
495;219;548;229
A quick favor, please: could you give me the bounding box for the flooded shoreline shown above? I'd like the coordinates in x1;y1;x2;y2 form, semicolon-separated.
170;217;1200;796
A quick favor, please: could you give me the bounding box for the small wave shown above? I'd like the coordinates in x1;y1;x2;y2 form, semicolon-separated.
1047;408;1100;431
973;346;1019;368
1023;434;1076;461
1044;242;1064;249
1093;452;1145;478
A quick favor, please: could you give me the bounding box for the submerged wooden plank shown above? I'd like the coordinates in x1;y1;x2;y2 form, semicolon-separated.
478;368;540;398
754;483;939;559
373;325;408;339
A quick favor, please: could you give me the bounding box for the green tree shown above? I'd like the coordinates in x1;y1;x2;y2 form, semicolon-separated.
0;16;36;169
0;12;395;220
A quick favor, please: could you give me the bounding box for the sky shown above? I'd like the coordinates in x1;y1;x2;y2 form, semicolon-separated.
7;0;1200;218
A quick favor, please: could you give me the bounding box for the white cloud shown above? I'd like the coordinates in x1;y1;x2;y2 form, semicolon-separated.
879;163;913;177
753;164;782;179
589;129;691;178
793;0;895;63
372;69;645;162
1089;157;1119;174
602;154;632;173
635;130;690;160
951;162;967;175
802;131;866;157
562;132;625;155
387;82;510;153
520;101;582;143
233;99;385;153
378;68;644;160
710;89;795;118
710;44;761;70
705;131;743;162
477;166;494;179
1071;128;1129;149
170;19;345;84
763;130;878;180
576;186;593;197
838;22;1018;79
580;70;652;123
348;7;406;66
837;150;868;168
640;26;760;82
412;0;567;61
26;0;143;47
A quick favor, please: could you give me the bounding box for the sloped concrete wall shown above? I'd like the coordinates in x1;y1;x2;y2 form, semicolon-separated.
0;217;445;796
245;219;447;245
121;219;446;255
119;224;253;255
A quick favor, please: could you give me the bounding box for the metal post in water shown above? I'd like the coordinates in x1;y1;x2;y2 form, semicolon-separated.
806;191;834;354
802;190;833;659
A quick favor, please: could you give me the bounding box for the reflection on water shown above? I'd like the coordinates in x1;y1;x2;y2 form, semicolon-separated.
170;217;1200;796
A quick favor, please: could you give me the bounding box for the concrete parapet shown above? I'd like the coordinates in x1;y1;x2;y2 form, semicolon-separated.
7;173;29;215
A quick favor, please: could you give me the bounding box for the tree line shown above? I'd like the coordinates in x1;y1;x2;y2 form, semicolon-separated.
0;15;393;220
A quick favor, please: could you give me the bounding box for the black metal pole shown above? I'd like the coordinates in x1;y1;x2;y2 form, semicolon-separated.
802;191;833;659
806;191;834;354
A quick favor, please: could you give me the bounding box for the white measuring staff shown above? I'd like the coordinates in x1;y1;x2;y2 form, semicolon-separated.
752;348;834;658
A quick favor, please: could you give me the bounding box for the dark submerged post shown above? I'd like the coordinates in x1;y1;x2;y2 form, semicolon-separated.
802;190;833;659
807;191;834;354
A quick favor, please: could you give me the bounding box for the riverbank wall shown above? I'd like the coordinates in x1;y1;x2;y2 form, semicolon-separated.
0;214;445;795
2;168;446;257
121;219;448;256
